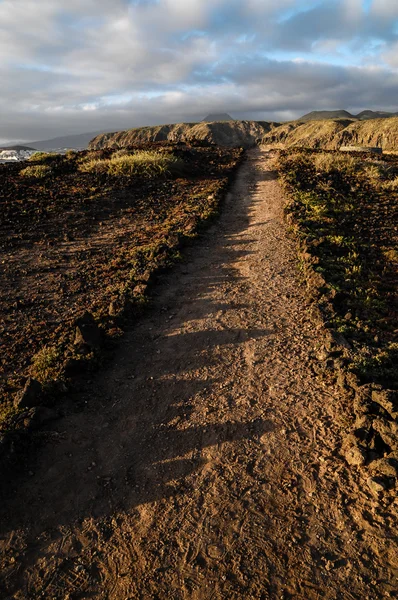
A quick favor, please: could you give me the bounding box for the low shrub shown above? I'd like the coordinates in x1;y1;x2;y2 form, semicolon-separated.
20;165;52;179
28;151;56;162
78;157;108;174
313;152;358;175
30;345;60;382
79;150;184;177
382;176;398;191
112;149;130;159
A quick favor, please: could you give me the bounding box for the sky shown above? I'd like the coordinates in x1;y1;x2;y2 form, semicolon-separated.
1;0;398;144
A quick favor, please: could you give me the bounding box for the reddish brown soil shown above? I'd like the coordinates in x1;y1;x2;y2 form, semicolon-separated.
0;144;241;407
0;149;397;599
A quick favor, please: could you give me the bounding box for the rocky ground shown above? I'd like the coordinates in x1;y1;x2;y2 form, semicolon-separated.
0;149;397;599
0;143;241;413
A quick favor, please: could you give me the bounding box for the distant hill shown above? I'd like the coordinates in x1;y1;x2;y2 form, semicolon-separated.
299;109;398;122
298;110;355;122
355;110;397;120
10;130;110;151
202;113;234;122
262;116;398;150
0;144;35;151
90;120;279;150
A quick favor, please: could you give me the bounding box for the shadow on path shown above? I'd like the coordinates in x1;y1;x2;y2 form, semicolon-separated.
0;151;278;544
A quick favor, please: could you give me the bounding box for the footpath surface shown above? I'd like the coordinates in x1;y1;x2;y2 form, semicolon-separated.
1;148;397;599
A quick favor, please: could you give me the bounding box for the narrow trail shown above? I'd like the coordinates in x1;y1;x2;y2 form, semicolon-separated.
1;148;397;599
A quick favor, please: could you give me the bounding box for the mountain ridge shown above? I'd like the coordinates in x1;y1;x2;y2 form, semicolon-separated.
299;109;398;121
90;116;398;152
4;130;109;151
202;113;234;122
262;116;398;150
89;120;279;150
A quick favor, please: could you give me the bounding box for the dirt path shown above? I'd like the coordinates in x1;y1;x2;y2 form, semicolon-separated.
1;148;397;599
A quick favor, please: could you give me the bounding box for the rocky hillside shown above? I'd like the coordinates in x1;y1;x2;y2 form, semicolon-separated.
262;117;398;151
89;120;279;150
89;116;398;152
262;120;351;149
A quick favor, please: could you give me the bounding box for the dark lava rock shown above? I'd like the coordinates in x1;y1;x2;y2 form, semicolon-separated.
21;406;57;430
74;311;101;348
14;378;42;409
64;357;86;376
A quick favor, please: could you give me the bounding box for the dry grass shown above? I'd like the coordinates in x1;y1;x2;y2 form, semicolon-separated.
20;165;52;179
313;152;358;173
79;150;183;177
278;148;398;385
382;176;398;190
30;345;60;382
112;149;131;158
28;151;56;162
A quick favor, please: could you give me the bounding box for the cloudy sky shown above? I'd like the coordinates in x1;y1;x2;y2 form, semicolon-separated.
1;0;398;144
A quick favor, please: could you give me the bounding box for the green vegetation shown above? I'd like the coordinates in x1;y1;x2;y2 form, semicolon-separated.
278;149;398;386
28;151;56;162
79;150;184;177
19;164;52;179
30;345;60;382
65;149;78;160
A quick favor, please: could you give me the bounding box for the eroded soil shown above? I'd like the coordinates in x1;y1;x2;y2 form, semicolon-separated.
0;144;241;407
1;149;397;599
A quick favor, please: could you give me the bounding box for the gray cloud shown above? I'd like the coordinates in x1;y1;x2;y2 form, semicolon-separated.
1;0;398;144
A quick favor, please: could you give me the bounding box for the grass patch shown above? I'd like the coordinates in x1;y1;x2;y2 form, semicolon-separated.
28;151;57;162
30;345;61;382
278;149;398;387
20;165;52;179
79;150;184;177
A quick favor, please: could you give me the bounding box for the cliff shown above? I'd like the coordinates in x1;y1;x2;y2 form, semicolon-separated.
262;117;398;151
89;120;279;150
89;116;398;152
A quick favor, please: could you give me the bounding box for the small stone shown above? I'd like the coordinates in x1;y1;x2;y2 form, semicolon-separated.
14;378;42;409
367;476;386;495
344;444;366;467
369;457;398;479
371;389;398;420
74;312;101;348
372;419;398;452
329;330;352;350
353;386;373;416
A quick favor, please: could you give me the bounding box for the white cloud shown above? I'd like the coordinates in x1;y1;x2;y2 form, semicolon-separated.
382;41;398;67
371;0;398;19
1;0;398;143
